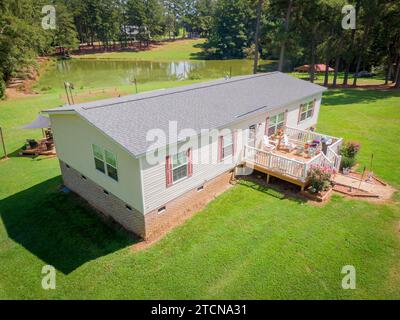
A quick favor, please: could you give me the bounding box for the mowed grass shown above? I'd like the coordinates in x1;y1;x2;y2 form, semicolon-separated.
318;89;400;189
74;39;206;61
0;86;400;299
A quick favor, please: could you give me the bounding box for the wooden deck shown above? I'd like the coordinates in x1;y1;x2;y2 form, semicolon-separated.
242;126;343;190
19;138;56;156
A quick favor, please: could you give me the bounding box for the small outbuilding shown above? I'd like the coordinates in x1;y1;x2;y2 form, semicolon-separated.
294;64;334;73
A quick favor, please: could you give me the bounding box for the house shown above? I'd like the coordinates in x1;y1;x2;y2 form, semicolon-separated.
43;72;342;239
294;64;334;73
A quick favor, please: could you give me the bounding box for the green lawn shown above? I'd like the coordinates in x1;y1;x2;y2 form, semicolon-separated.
0;87;399;299
74;39;206;61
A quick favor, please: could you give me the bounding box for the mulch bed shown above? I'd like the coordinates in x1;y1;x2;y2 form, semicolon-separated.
300;188;333;202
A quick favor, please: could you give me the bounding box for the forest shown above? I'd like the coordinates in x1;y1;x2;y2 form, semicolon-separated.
1;0;400;99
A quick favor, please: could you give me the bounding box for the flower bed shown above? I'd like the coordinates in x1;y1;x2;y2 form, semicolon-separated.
300;187;333;202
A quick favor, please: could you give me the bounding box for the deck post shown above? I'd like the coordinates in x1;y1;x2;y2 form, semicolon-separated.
266;174;270;184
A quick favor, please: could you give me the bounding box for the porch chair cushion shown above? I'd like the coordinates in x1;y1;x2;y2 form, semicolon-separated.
283;134;295;151
263;135;276;151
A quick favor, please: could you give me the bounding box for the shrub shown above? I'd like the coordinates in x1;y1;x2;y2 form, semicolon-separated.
340;141;360;159
308;165;335;193
243;44;257;59
188;71;201;80
0;78;5;100
340;156;356;170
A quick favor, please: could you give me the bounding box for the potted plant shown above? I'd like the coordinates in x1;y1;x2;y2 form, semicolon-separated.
340;141;360;174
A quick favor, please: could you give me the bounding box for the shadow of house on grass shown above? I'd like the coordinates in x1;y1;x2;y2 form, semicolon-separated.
0;176;135;274
237;175;308;205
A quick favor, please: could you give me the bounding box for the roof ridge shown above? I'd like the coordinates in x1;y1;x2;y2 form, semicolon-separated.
81;72;280;111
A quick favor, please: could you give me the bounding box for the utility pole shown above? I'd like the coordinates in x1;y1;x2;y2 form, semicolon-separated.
253;0;264;74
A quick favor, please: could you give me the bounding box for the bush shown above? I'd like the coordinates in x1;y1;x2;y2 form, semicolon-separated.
340;156;356;170
0;78;5;100
188;71;201;80
340;141;360;159
243;44;257;60
308;165;335;193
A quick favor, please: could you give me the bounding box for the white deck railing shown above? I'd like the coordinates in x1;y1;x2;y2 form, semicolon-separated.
244;144;339;183
243;127;343;182
284;126;343;172
244;145;307;181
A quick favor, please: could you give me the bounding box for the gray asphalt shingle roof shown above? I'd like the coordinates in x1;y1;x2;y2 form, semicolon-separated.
44;72;326;157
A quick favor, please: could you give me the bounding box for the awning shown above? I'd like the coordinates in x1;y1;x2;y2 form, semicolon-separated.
21;115;51;129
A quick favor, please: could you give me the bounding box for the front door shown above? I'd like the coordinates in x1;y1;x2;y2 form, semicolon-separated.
248;124;256;148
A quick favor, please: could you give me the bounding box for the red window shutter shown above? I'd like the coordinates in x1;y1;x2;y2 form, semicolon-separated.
187;148;193;177
265;116;270;135
218;136;223;162
284;109;289;127
165;155;172;187
232;130;237;156
297;104;303;124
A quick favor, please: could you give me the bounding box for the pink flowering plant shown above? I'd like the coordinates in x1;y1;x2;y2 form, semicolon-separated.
307;164;335;194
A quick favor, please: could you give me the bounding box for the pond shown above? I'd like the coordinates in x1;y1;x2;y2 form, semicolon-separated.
36;59;278;92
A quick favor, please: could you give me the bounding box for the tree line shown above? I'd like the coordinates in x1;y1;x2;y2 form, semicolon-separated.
1;0;400;99
207;0;400;88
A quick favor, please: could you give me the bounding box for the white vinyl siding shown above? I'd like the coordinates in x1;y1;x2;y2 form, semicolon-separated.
50;114;144;213
222;134;233;159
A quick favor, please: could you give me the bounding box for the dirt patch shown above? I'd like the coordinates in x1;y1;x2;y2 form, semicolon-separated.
327;83;399;90
347;171;387;186
4;57;50;99
61;88;128;105
333;183;379;198
333;173;396;203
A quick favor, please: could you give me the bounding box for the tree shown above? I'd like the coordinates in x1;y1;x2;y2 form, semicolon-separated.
352;0;380;87
0;0;52;79
277;0;293;72
206;0;252;58
253;0;264;74
52;2;79;53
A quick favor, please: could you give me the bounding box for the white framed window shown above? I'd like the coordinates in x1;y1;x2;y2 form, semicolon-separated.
222;134;233;159
299;101;314;122
105;149;118;181
92;144;118;181
92;144;106;174
268;112;285;136
172;151;188;183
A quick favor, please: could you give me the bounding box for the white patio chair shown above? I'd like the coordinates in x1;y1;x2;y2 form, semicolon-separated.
263;135;276;151
282;134;296;152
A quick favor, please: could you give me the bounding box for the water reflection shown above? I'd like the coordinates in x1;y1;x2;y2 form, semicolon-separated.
38;59;278;90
